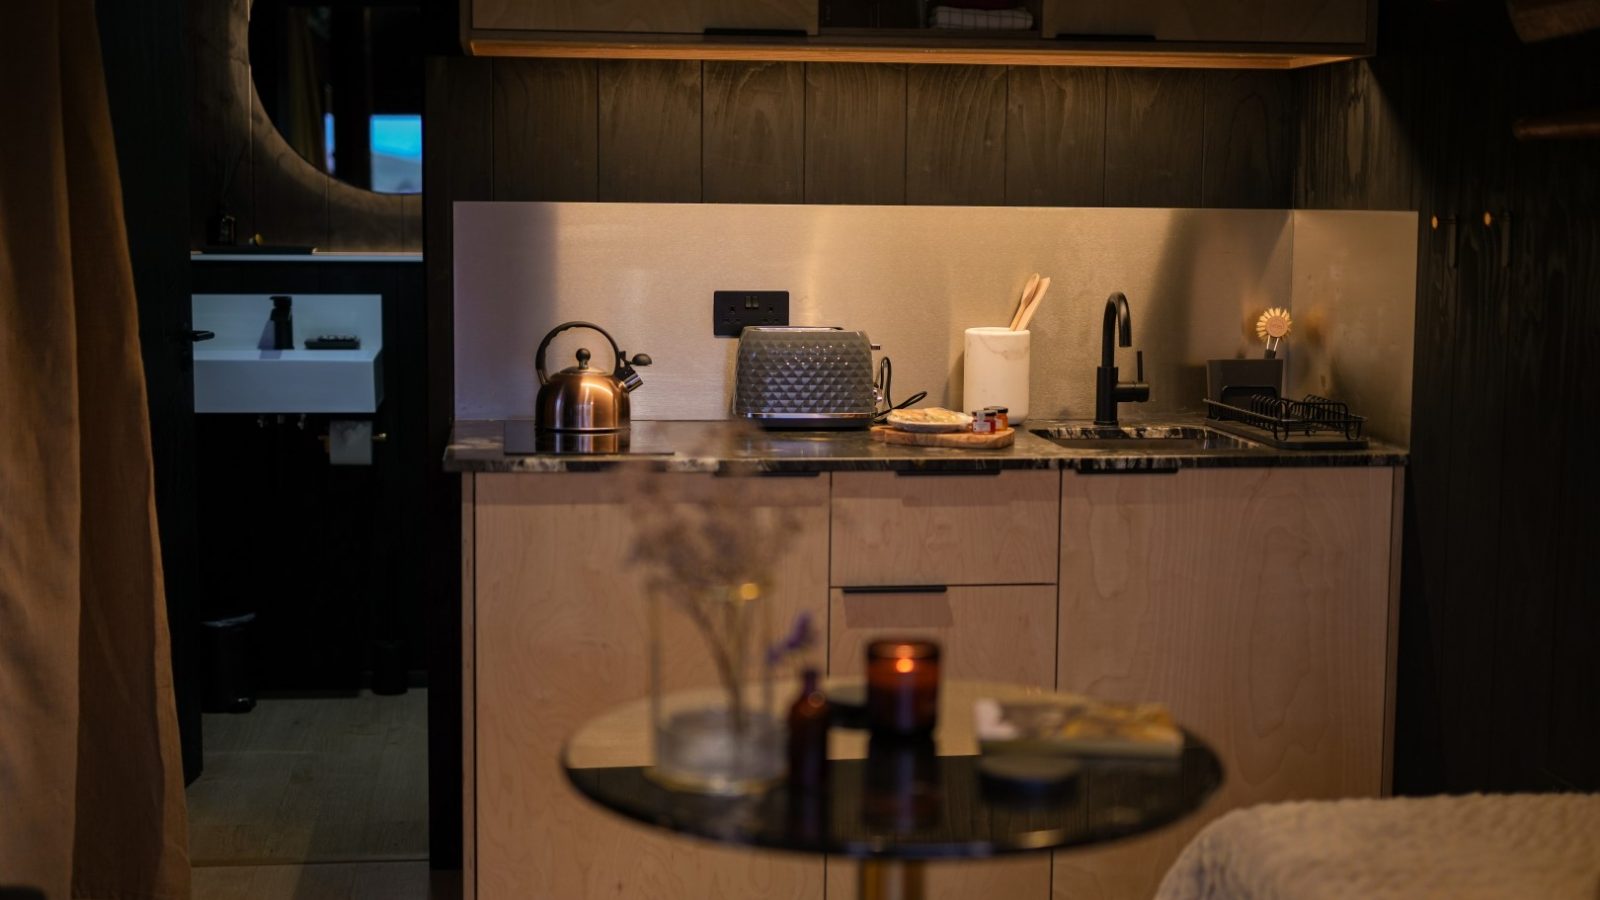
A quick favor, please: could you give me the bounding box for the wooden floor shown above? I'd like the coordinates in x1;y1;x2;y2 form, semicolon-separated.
188;690;447;899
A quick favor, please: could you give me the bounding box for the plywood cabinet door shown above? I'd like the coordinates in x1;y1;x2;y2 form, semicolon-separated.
828;585;1057;686
471;471;829;900
831;470;1060;588
825;583;1057;899
1041;0;1368;44
1051;467;1396;900
473;0;819;34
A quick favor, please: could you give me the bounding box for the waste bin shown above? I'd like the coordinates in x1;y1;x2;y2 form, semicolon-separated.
202;613;257;713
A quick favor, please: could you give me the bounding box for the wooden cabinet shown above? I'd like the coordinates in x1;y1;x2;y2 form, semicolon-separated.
827;470;1058;900
462;0;1370;66
829;585;1056;685
1041;0;1369;45
1050;467;1399;900
830;470;1059;587
824;581;1057;900
472;0;819;34
463;462;1399;900
468;471;829;900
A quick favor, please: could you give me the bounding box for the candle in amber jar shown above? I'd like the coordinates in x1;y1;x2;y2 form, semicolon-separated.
866;640;941;736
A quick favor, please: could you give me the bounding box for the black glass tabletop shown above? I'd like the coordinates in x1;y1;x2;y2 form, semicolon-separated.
562;682;1223;861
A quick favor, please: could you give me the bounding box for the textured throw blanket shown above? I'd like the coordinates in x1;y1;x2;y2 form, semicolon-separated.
1156;794;1600;900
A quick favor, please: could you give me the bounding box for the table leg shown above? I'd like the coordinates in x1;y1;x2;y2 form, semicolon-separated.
859;860;926;900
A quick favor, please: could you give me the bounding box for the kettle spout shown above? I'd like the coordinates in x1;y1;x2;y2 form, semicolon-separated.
618;352;651;392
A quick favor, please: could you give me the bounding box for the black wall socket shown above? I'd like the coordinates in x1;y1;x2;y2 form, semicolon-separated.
713;290;789;337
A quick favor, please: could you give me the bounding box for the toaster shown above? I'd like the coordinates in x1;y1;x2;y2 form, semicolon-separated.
733;327;876;429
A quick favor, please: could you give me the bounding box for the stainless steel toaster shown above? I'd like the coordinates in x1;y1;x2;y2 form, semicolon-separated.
733;327;876;429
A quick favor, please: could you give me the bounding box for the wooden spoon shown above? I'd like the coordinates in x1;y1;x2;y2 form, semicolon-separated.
1008;273;1041;331
1014;277;1051;332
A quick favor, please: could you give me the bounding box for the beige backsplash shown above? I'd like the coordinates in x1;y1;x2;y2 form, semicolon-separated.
455;202;1416;444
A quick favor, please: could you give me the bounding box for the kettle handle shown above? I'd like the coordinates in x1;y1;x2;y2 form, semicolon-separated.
535;321;624;385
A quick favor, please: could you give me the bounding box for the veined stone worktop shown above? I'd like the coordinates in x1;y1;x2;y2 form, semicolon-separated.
444;418;1407;474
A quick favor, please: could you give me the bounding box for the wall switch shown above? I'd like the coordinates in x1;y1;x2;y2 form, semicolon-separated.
713;291;789;337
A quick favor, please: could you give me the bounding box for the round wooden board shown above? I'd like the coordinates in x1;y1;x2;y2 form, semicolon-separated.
869;425;1015;449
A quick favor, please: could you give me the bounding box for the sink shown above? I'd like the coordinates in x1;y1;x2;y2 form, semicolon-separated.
1031;424;1262;452
192;293;384;413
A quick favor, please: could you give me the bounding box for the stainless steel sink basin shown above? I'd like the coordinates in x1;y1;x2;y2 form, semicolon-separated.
1030;424;1262;452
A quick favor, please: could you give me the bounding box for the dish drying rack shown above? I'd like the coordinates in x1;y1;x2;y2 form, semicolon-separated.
1204;393;1368;449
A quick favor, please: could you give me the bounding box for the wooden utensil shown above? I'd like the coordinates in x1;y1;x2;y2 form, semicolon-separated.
1014;277;1051;332
1008;274;1041;331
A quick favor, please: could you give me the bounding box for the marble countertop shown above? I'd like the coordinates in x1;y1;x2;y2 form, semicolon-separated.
445;418;1407;474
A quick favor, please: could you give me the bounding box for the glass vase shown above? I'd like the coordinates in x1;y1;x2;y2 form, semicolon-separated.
648;581;782;795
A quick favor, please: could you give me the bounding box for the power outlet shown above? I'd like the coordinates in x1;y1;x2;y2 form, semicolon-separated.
713;291;789;337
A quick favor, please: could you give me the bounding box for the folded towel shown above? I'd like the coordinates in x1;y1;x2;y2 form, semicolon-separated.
1155;794;1600;900
928;6;1035;30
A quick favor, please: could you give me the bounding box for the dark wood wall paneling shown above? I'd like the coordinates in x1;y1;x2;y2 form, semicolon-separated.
1298;0;1600;794
705;62;805;203
447;59;1294;208
805;63;909;203
422;54;492;873
97;0;202;784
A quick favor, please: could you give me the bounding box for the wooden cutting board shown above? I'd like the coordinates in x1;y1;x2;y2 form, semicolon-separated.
870;425;1015;449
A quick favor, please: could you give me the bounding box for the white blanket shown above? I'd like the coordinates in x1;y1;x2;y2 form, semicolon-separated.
1156;794;1600;900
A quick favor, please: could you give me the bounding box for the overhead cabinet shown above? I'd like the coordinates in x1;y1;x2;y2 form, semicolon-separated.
1041;0;1371;44
471;0;820;35
463;0;1372;68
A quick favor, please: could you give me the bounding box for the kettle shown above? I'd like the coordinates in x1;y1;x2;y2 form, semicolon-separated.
534;321;652;440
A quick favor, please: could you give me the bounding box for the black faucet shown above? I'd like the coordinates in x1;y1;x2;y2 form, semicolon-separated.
1095;292;1150;427
269;295;294;350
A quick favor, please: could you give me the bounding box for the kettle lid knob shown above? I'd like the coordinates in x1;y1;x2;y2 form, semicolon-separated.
575;347;591;367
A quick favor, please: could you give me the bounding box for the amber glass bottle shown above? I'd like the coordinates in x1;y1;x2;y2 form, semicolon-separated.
787;668;831;791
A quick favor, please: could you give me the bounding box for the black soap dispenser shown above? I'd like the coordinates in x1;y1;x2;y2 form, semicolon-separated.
269;295;294;350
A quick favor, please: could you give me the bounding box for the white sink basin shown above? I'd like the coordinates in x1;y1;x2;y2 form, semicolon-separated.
192;294;383;414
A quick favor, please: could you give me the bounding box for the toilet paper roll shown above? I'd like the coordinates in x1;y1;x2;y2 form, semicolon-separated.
329;419;373;466
963;327;1030;425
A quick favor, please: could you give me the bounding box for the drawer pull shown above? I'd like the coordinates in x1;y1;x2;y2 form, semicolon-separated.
842;585;949;594
892;468;1003;477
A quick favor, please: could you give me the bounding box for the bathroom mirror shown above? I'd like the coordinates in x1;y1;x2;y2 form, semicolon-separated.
248;0;423;194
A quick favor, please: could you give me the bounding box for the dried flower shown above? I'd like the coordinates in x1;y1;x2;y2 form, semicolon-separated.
625;425;803;727
766;610;816;668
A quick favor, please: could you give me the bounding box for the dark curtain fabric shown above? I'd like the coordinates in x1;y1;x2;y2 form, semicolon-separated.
0;0;192;897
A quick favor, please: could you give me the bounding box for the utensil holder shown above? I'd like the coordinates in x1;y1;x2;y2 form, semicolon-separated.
964;327;1030;424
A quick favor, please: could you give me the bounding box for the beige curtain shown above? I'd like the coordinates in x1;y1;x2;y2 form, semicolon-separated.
0;0;192;897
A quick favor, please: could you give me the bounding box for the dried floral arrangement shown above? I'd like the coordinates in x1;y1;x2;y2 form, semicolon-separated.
627;453;805;730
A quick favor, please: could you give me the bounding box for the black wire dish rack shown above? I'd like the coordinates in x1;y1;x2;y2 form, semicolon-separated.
1204;393;1369;450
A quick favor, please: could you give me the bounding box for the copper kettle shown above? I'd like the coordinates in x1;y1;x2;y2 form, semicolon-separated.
534;321;652;439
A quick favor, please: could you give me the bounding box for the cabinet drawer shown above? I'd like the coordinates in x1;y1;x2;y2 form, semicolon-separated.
828;585;1056;687
830;470;1058;587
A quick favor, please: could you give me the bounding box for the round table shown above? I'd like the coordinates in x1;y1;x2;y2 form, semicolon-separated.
563;681;1223;900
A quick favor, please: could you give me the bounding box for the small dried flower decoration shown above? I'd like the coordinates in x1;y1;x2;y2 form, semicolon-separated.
766;610;816;669
625;427;805;725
